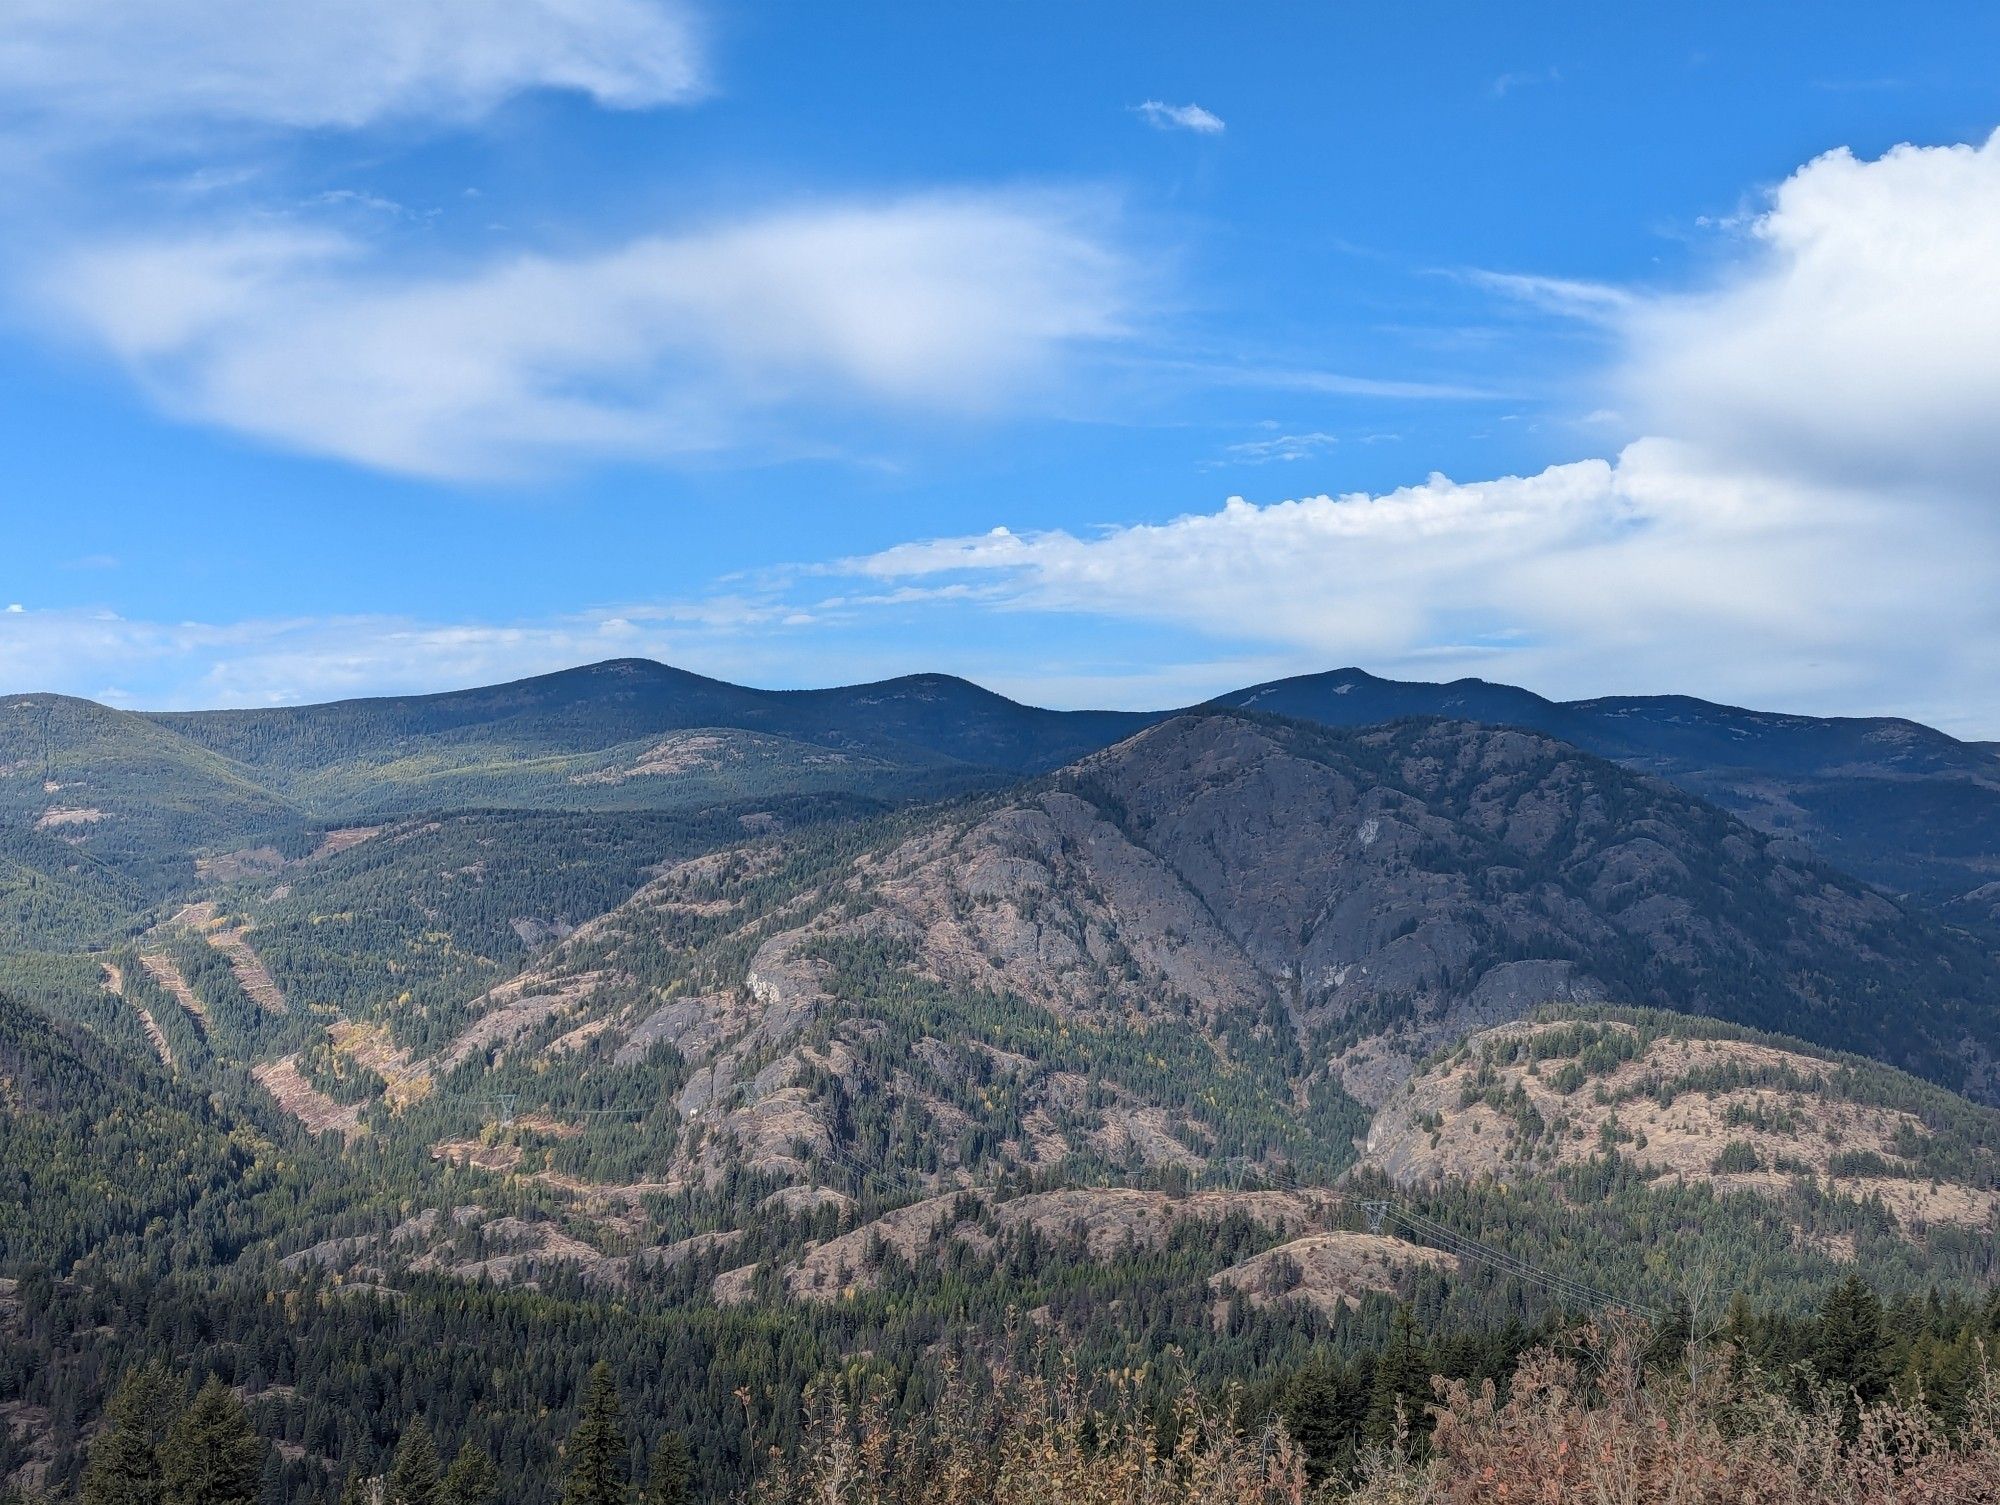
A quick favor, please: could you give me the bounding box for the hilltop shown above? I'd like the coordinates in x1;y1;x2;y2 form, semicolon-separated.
6;659;1999;958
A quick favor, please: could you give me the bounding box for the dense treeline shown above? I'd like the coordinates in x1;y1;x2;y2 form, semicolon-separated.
12;698;2000;1505
59;1356;689;1505
19;1279;2000;1504
756;1308;2000;1503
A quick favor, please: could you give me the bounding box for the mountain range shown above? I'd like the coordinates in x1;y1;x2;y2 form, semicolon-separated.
6;657;2000;1500
5;658;1998;948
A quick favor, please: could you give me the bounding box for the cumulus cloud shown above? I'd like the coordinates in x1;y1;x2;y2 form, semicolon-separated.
0;0;702;136
40;193;1132;477
833;439;2000;731
1134;101;1225;134
6;442;1994;724
784;130;2000;731
1623;130;2000;497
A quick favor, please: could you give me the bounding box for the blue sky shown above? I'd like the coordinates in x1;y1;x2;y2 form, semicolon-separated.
3;2;1999;731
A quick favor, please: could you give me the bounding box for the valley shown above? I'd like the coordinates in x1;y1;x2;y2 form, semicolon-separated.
5;662;2000;1502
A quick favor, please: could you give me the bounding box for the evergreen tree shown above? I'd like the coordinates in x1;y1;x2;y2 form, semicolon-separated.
1279;1362;1346;1483
83;1363;177;1505
643;1434;690;1505
440;1444;500;1505
257;1446;284;1505
1365;1308;1432;1450
161;1380;263;1505
1814;1274;1890;1426
1646;1298;1693;1374
385;1421;442;1505
559;1364;629;1505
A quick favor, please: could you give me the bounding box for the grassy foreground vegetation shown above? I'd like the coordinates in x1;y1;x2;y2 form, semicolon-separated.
761;1320;2000;1504
21;1279;2000;1505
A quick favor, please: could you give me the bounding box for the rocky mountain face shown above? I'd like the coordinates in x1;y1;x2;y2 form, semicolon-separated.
393;711;2000;1241
12;696;2000;1495
1359;1011;2000;1268
1212;668;2000;907
1065;713;2000;1098
11;664;2000;1505
10;659;1999;958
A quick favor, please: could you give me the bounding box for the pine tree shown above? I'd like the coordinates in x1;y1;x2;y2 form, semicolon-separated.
1365;1307;1433;1450
441;1443;500;1505
161;1379;264;1505
1814;1274;1890;1424
385;1420;442;1505
336;1471;377;1505
644;1434;690;1505
257;1446;284;1505
1280;1362;1345;1482
560;1364;629;1505
84;1363;177;1505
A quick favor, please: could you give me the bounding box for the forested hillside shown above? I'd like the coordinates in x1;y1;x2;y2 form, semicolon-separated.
13;825;2000;1496
1213;667;2000;907
8;659;2000;957
7;667;2000;1504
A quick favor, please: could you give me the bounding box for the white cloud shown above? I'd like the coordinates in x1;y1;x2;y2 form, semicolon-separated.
0;600;800;709
1219;431;1340;464
1489;67;1560;99
40;193;1132;478
11;434;1989;725
0;595;1295;715
0;0;702;136
1134;101;1225;135
1620;131;2000;498
1465;270;1635;322
774;128;1999;730
1174;360;1505;402
833;438;2000;731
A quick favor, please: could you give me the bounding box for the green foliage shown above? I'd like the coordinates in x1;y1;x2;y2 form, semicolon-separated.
1713;1140;1761;1173
83;1363;177;1505
161;1379;263;1505
1812;1274;1891;1429
441;1444;501;1505
0;991;272;1274
559;1364;629;1505
643;1435;690;1505
1365;1307;1433;1449
385;1419;443;1505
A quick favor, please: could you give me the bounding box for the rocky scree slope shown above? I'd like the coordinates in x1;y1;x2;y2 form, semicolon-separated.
391;711;2000;1236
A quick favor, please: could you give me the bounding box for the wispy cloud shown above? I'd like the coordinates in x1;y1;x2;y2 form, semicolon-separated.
0;0;704;139
38;192;1135;479
1172;360;1508;402
1133;100;1226;134
1217;430;1340;465
1488;67;1561;99
1461;269;1636;322
1811;78;1909;93
0;599;810;709
0;2;1157;482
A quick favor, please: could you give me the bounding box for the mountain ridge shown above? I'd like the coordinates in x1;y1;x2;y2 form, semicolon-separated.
10;657;1995;926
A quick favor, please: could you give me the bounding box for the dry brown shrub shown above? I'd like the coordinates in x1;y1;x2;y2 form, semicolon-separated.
747;1354;1310;1505
1353;1324;2000;1505
751;1328;2000;1505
